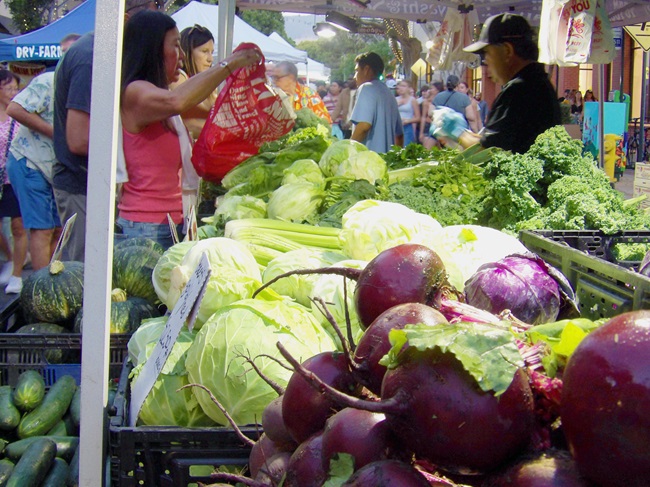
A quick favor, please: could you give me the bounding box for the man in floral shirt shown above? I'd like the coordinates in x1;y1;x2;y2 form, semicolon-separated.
271;61;332;123
6;34;80;271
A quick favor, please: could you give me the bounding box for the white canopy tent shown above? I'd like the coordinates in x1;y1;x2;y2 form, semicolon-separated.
171;0;308;64
268;31;331;82
80;1;650;484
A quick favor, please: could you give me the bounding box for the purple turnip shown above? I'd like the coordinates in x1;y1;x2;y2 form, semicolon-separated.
353;302;448;394
282;351;360;444
561;310;650;486
341;460;431;486
320;408;400;472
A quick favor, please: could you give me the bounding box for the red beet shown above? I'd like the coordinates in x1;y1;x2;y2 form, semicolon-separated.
277;343;535;476
481;449;592;486
261;395;296;449
561;310;650;486
284;433;327;487
321;408;399;471
249;433;292;479
254;451;291;485
282;351;359;444
354;243;449;329
341;460;431;486
353;302;448;394
381;349;534;475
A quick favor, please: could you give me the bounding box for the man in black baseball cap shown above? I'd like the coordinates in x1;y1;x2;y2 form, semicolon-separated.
431;13;561;154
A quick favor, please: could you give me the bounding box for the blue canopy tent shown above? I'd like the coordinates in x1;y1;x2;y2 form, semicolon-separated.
0;0;95;61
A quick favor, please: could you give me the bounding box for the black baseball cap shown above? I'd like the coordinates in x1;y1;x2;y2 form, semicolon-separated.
464;13;533;53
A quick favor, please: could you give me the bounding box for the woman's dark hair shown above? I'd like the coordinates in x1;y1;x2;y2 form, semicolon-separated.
180;24;214;77
355;52;384;77
431;81;444;93
121;10;176;94
0;69;19;88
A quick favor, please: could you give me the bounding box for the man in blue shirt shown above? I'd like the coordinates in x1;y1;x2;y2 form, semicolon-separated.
350;52;403;153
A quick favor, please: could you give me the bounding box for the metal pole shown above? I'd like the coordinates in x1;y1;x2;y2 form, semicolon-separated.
640;51;648;162
79;0;122;485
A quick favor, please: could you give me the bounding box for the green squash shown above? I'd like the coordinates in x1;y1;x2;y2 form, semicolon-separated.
20;260;84;328
15;323;70;363
115;237;165;254
74;288;161;334
112;245;162;305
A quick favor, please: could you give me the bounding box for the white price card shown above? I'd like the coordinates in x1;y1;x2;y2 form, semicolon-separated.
50;213;77;263
167;213;180;246
129;252;211;426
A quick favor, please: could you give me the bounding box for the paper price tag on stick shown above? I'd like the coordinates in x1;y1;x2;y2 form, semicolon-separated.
185;205;198;242
129;252;211;426
50;213;77;263
167;213;180;246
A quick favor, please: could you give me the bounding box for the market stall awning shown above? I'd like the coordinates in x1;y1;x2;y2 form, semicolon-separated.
234;0;650;27
0;0;95;61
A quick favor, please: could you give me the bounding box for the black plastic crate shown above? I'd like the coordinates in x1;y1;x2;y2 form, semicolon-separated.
520;230;650;320
109;360;260;487
0;333;129;386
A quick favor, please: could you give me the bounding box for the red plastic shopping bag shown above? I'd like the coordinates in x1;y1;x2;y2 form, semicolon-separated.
192;43;295;184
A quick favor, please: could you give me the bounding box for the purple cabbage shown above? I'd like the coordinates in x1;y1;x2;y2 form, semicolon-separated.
464;253;577;326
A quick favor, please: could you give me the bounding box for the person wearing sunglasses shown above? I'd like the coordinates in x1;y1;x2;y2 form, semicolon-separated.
432;13;560;154
270;61;331;123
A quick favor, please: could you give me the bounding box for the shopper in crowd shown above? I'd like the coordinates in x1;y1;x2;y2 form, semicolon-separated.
419;80;442;149
322;80;343;138
457;81;482;133
118;10;260;249
271;61;332;122
433;75;476;134
0;70;27;294
169;24;216;140
475;91;488;127
584;89;597;102
434;13;561;154
349;51;403;153
571;89;584;124
6;35;80;281
315;80;328;99
331;77;356;139
395;80;420;146
52;0;160;263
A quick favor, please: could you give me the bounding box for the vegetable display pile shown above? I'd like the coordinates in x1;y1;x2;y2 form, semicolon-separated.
0;373;81;486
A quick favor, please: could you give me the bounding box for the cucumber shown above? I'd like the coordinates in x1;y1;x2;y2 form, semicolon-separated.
0;387;21;432
66;446;79;487
46;420;68;437
4;436;79;463
69;387;81;429
62;412;77;437
0;458;14;485
6;437;56;487
40;457;69;487
17;375;77;439
11;370;46;412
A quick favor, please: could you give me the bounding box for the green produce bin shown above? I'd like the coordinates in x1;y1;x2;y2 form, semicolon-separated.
520;229;650;320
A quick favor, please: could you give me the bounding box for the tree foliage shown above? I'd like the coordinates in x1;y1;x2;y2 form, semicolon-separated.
298;33;391;82
239;10;291;42
6;0;58;33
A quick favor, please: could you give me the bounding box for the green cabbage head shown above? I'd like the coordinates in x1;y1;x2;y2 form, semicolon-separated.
128;317;215;427
165;238;263;328
339;199;443;261
282;159;325;186
318;139;368;177
185;298;337;425
334;151;387;184
262;249;347;306
152;241;199;305
267;182;325;223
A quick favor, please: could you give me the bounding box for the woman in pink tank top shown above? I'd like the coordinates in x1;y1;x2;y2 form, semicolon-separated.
118;10;260;249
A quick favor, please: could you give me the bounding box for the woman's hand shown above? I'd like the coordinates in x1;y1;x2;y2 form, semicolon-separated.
223;48;261;71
